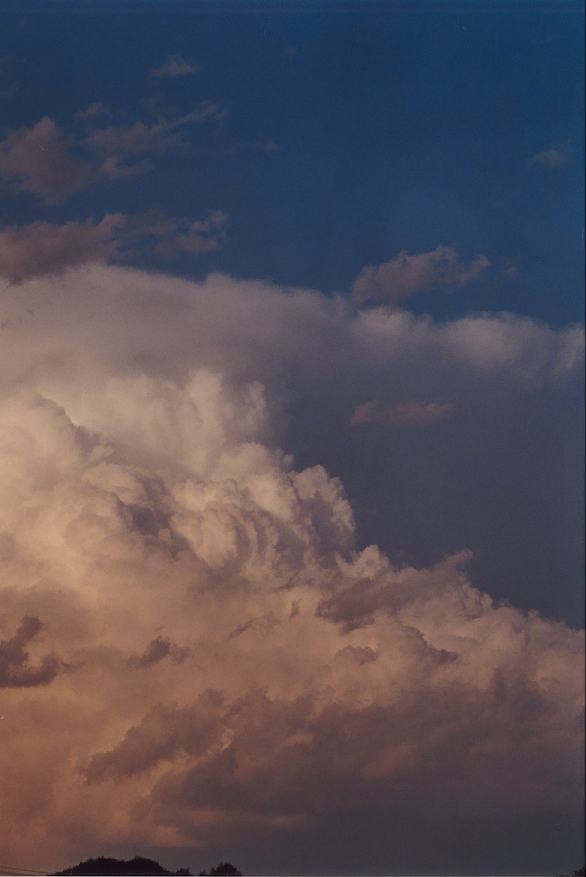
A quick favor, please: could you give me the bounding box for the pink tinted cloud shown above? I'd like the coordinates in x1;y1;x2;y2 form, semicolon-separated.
0;267;582;873
353;244;490;306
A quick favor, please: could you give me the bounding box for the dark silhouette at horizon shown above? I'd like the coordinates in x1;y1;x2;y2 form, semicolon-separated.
198;865;242;876
53;856;242;876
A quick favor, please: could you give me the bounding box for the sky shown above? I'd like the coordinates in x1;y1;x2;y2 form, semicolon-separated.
0;2;584;875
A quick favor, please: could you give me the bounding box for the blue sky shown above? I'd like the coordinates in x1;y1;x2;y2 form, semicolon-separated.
1;1;583;323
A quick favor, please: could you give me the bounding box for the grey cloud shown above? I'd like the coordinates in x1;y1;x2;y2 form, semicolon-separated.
316;577;393;631
149;210;228;257
0;211;227;281
353;245;490;305
122;209;227;259
0;116;93;201
350;399;455;427
0;105;225;202
127;636;190;669
334;644;378;665
0;616;61;687
227;613;278;641
132;676;580;876
85;690;226;782
0;215;125;282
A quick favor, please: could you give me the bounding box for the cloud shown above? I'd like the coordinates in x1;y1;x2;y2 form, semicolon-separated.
0;116;92;201
350;399;455;427
0;106;226;201
85;104;226;158
152;54;200;79
75;102;109;121
0;211;227;281
144;210;228;257
259;139;280;154
0;266;582;874
0;215;125;282
86;119;185;157
127;636;189;670
225;138;281;157
502;262;519;279
0;616;62;688
0;80;17;98
352;245;490;305
528;146;569;169
99;155;152;180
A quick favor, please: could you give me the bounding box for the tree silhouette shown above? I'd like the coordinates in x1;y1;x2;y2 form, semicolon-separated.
54;856;192;875
198;864;242;876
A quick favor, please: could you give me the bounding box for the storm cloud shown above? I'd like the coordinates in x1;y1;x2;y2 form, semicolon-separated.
0;616;62;688
0;265;582;874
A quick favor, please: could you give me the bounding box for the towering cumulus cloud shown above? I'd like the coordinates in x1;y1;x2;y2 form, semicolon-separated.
0;266;583;875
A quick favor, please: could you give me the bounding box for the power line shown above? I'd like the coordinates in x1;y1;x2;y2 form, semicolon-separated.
0;866;48;876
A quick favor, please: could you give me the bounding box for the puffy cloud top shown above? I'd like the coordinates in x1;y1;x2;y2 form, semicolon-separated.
0;266;583;875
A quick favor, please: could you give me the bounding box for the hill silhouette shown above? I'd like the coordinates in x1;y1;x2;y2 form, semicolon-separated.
53;857;242;876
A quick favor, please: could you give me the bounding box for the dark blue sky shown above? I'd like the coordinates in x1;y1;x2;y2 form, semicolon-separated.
1;0;583;324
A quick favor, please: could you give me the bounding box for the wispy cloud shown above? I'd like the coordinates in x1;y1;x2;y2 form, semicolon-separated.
0;210;228;281
528;145;570;169
0;617;62;688
0;214;125;281
85;102;226;157
353;245;490;306
75;101;109;121
350;399;455;428
127;636;189;669
0;116;92;201
146;209;228;257
0;103;227;201
152;54;200;79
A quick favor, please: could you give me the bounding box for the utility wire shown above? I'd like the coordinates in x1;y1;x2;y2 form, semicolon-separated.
0;866;49;875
